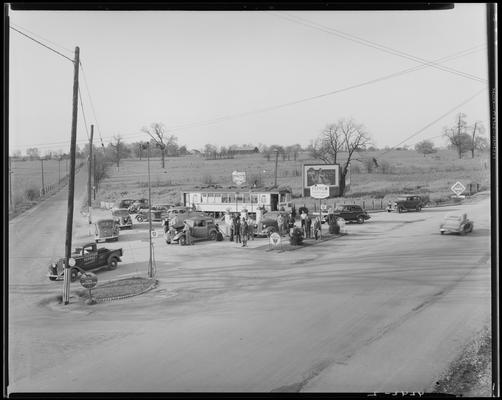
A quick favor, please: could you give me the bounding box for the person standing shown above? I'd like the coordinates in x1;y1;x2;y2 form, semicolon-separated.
247;216;255;240
162;217;169;233
305;213;312;239
183;220;193;245
277;213;284;236
288;213;295;236
313;216;321;240
240;218;248;247
230;215;236;242
235;217;241;244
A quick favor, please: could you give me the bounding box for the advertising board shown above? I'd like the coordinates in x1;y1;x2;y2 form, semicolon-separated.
302;164;345;198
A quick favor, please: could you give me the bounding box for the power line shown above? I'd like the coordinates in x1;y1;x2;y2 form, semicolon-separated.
10;26;74;63
10;22;74;54
78;87;90;140
271;12;487;84
380;87;487;156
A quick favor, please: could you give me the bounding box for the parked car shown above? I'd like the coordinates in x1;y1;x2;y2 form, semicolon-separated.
128;198;150;213
388;195;425;213
47;242;123;282
166;216;219;245
95;218;120;242
112;199;135;211
255;211;288;237
112;208;133;229
135;209;164;222
331;205;370;224
440;213;474;235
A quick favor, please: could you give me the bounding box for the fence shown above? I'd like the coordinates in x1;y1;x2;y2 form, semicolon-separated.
38;163;84;198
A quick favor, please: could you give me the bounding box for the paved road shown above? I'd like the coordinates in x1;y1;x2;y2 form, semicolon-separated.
8;190;491;393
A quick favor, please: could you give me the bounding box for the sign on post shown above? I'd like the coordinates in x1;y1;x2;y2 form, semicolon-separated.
451;181;466;196
310;184;330;199
80;272;98;305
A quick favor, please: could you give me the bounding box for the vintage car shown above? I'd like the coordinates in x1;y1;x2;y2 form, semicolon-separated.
165;216;219;245
47;242;123;282
95;218;120;242
128;198;150;213
112;198;135;211
112;208;133;229
440;213;474;235
387;195;425;213
330;205;370;224
135;209;164;222
255;211;289;237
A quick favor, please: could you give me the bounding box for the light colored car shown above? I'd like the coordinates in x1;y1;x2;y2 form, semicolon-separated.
112;208;133;229
166;216;219;245
95;218;120;242
439;213;474;235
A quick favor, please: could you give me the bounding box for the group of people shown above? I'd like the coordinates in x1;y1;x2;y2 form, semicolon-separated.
299;209;323;240
229;214;254;247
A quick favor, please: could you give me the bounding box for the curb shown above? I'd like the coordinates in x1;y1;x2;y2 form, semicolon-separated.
81;278;158;303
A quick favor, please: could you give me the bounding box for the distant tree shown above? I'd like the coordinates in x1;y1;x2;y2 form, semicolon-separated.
142;122;178;167
311;118;372;196
178;145;189;156
26;147;40;160
290;144;302;161
443;113;470;159
12;149;22;158
109;135;129;168
204;144;217;159
414;140;437;157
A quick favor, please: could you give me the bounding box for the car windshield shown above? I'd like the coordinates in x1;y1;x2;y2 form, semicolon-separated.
334;206;345;211
98;220;114;228
396;197;407;201
113;210;129;217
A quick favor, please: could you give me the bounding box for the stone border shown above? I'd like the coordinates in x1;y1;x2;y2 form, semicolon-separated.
80;278;158;303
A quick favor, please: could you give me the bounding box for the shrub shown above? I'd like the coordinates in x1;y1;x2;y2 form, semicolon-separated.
25;187;40;201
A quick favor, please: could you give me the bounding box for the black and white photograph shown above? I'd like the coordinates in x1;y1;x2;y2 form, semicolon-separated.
5;2;498;396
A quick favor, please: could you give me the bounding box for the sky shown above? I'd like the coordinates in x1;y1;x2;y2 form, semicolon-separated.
8;4;491;155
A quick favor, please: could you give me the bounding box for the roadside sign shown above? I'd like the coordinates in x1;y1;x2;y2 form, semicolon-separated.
232;171;246;185
269;232;281;246
310;184;329;199
151;230;158;238
68;257;76;267
451;181;466;196
80;272;98;289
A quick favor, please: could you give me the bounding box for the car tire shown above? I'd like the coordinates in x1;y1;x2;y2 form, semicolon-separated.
440;231;444;235
398;206;403;213
49;276;57;281
136;216;143;222
209;231;217;241
108;257;118;270
357;216;364;224
70;268;79;282
179;236;186;246
416;205;422;212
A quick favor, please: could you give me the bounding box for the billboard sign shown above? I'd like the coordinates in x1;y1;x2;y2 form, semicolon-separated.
232;171;246;185
303;164;340;198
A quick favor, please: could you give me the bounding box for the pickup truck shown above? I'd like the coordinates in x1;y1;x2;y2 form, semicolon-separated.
47;243;123;282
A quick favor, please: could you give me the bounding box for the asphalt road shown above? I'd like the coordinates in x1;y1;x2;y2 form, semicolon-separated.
8;181;492;393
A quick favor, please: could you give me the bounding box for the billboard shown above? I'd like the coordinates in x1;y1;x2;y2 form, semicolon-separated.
302;164;342;198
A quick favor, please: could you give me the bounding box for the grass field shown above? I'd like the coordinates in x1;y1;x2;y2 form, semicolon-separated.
94;149;490;210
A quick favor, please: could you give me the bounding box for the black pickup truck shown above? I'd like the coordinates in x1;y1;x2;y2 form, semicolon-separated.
48;243;123;282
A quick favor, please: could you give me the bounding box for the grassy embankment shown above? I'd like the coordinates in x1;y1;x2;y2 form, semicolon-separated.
94;149;490;210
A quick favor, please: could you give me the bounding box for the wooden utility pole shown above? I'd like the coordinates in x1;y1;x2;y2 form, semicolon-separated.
63;46;80;305
274;149;279;187
93;153;97;199
9;157;13;210
471;122;478;158
147;142;154;278
41;158;45;195
88;125;94;208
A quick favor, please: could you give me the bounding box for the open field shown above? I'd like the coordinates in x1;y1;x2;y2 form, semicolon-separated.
95;149;490;210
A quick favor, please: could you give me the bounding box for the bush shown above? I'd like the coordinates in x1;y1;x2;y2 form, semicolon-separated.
25;187;40;201
289;227;304;245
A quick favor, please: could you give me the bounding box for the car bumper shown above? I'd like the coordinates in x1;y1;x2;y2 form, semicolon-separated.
95;236;119;242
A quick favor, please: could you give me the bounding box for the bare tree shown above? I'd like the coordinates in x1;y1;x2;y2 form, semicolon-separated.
443;113;469;159
311;118;372;196
142;122;178;168
109;135;129;168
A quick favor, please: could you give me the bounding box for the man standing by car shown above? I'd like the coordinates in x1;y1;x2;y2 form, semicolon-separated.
162;217;169;233
240;218;248;247
183;220;193;245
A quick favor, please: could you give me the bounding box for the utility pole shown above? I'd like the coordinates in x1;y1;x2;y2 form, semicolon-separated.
65;157;68;176
58;157;61;183
9;157;13;210
41;158;45;195
88;125;94;208
93;153;97;199
274;149;279;187
147;142;154;278
63;46;80;305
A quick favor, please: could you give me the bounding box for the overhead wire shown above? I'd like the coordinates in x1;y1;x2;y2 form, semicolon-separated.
10;22;74;54
78;87;90;141
270;12;487;84
379;87;487;156
9;26;74;63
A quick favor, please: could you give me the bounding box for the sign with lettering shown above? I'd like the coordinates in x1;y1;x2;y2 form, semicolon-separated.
451;181;466;196
269;232;281;247
232;171;246;185
80;272;98;289
310;184;330;199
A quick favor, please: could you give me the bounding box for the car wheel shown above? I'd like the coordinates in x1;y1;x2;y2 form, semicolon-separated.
357;216;364;224
166;238;171;244
70;268;79;282
179;236;186;246
49;276;57;281
108;257;118;270
398;206;403;213
209;231;217;241
440;231;444;235
416;205;422;212
136;216;143;222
